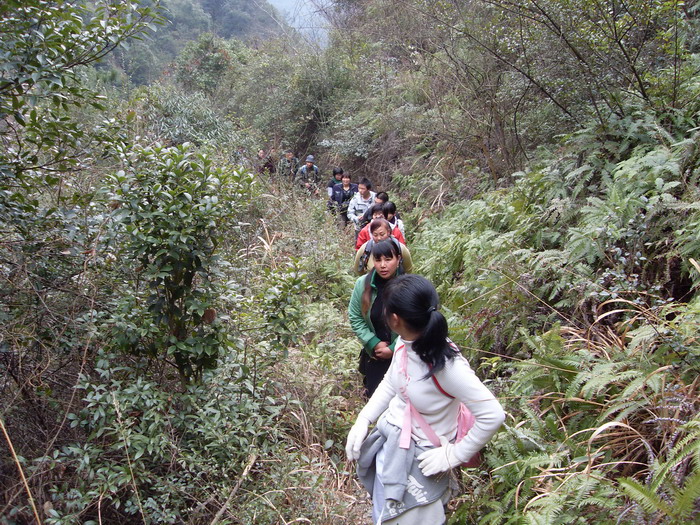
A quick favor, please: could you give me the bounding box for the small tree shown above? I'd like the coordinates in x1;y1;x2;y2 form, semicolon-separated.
110;142;253;383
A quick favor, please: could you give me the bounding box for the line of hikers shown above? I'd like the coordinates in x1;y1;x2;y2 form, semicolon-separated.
312;159;503;525
257;146;504;524
256;148;413;277
347;239;503;525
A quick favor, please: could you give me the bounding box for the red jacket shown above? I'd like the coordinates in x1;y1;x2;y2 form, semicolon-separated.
355;223;406;250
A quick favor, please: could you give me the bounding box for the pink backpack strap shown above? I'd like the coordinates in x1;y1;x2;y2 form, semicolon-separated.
432;368;476;441
397;343;477;451
397;344;444;449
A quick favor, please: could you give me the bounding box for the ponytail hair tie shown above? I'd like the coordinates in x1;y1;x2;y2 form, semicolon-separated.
427;306;437;314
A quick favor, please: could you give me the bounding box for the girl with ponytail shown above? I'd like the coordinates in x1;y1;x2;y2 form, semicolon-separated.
345;274;505;525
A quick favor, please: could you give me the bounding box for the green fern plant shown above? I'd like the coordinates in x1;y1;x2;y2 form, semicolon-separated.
617;417;700;523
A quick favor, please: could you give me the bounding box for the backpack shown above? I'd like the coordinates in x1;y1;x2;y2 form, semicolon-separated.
395;342;482;469
357;237;405;275
299;164;319;182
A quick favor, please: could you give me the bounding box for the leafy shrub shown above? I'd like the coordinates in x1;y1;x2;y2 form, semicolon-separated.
39;349;283;524
135;83;244;148
108;142;254;382
174;33;248;95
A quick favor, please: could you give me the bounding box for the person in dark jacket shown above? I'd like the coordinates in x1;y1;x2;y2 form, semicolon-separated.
330;172;359;226
327;167;344;198
256;148;276;175
359;191;389;227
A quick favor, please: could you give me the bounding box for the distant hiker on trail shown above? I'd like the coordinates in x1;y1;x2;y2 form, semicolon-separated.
327;167;344;198
330;172;358;227
355;204;406;250
256;148;275;175
355;219;412;276
347;178;376;238
277;149;299;178
348;239;404;399
296;154;320;194
345;274;506;525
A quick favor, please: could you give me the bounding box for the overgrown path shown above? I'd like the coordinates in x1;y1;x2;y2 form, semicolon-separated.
246;181;375;523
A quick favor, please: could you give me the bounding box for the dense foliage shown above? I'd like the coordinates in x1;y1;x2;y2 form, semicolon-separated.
1;0;699;523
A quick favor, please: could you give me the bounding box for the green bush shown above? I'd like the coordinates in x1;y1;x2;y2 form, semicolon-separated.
108;142;254;382
39;349;283;524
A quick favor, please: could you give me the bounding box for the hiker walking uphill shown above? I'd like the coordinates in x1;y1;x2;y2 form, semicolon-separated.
383;201;405;238
359;191;389;228
346;274;506;525
296;155;320;194
348;239;405;399
347;178;376;238
327;167;344;198
355;203;406;250
355;219;413;276
257;148;276;175
330;172;358;226
277;149;299;178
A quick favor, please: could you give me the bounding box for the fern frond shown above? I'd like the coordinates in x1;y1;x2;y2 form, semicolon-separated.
618;477;672;515
598;398;648;423
651;417;700;490
672;467;700;520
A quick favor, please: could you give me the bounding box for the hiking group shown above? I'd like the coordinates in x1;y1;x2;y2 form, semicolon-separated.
256;148;505;525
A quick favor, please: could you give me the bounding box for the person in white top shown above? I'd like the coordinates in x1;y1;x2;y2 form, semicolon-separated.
345;274;506;524
346;178;377;237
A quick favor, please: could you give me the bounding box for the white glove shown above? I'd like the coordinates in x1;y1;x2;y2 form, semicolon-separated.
345;417;370;461
417;436;462;476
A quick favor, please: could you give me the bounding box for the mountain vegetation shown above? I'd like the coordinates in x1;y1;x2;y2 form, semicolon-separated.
1;0;699;523
108;0;288;85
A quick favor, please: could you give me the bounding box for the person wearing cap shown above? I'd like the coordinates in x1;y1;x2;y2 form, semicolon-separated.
296;154;320;194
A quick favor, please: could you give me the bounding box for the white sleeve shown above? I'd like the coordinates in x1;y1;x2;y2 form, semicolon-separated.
437;358;505;462
347;197;359;221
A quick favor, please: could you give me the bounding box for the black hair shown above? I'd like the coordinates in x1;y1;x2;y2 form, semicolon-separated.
383;274;457;376
333;167;344;176
362;239;402;316
376;191;389;202
359;178;372;190
371;237;401;260
383;201;397;216
368;203;387;218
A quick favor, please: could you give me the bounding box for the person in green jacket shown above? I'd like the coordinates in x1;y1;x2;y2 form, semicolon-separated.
348;239;404;397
